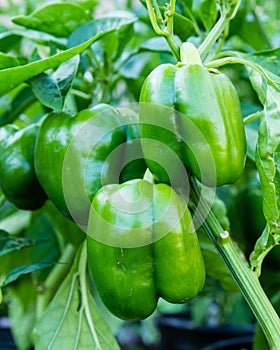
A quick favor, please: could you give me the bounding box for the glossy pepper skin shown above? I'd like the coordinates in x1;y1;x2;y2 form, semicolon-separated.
139;44;246;187
87;179;205;321
0;124;47;210
35;104;146;224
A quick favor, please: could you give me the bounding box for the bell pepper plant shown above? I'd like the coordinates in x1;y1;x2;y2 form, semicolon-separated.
0;0;279;349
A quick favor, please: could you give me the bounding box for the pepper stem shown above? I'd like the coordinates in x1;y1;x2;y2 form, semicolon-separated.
190;177;280;349
180;42;203;66
198;0;241;60
143;168;156;184
146;0;180;61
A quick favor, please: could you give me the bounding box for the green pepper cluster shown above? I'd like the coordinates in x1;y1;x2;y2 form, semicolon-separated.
0;43;247;321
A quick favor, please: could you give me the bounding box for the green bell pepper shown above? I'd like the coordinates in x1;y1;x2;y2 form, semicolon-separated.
87;179;205;321
35;104;146;224
139;43;246;187
0;124;47;210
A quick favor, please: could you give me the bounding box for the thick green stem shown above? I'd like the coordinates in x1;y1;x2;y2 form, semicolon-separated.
190;178;280;349
166;0;176;34
214;23;229;57
165;33;180;61
198;13;228;60
205;56;280;91
36;244;76;319
243;110;263;125
198;1;241;61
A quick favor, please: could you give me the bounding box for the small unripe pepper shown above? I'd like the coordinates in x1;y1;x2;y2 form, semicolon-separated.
0;124;46;210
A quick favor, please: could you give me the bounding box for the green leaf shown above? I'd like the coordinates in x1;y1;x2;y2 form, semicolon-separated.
177;0;195;18
0;210;61;280
7;278;37;350
0;53;19;70
33;245;120;350
12;3;91;38
246;66;280;274
67;0;98;11
173;12;196;42
0;34;101;96
68;14;137;67
0;230;35;257
0;29;67;50
197;0;218;32
227;52;280;94
245;125;258;161
0;31;21;53
0;86;36;127
250;225;279;275
255;83;280;230
237;18;268;51
3;262;55;286
0;243;34;277
30;55;79;111
68;14;136;57
245;48;280;77
24;210;61;281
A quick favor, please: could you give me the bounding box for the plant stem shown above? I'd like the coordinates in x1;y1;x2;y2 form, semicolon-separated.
146;0;164;34
36;244;76;319
87;50;106;81
214;24;229;57
243;110;263;125
165;33;180;61
146;0;180;61
166;0;176;34
198;1;240;61
151;0;164;24
78;243;102;348
190;178;280;349
205;56;280;91
198;13;228;61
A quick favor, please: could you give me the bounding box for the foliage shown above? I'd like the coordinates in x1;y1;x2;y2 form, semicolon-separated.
0;0;279;349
